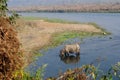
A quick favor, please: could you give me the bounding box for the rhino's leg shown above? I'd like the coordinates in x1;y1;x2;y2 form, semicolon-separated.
76;50;80;56
77;52;80;56
65;52;69;56
65;51;69;56
64;49;69;56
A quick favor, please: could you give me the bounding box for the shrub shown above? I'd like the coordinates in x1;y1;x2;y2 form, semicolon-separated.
0;17;23;79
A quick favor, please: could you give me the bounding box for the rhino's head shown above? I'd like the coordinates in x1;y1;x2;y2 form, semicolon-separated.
60;48;65;57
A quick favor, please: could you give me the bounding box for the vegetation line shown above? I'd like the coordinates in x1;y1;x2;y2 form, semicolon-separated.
22;17;80;24
43;31;110;50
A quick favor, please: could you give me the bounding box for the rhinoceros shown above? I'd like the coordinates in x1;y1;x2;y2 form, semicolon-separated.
60;43;80;57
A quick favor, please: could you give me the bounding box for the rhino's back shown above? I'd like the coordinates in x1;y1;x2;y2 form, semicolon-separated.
65;44;79;51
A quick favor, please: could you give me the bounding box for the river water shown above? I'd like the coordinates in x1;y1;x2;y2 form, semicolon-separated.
20;12;120;79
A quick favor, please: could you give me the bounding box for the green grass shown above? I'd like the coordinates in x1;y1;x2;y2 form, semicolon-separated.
32;51;43;61
42;18;80;24
50;31;106;47
22;16;42;20
13;64;47;80
22;16;80;24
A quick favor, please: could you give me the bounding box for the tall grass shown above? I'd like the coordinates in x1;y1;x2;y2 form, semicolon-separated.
13;64;47;80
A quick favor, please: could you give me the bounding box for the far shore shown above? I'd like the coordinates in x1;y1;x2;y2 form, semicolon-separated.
9;3;120;13
16;18;109;63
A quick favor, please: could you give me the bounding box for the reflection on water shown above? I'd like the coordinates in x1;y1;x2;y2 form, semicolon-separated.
59;55;80;64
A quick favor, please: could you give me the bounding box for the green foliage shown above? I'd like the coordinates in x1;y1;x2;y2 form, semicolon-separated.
35;64;47;80
98;62;120;80
9;12;20;24
0;0;8;17
0;0;19;24
47;62;120;80
32;51;43;61
13;64;47;80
